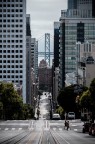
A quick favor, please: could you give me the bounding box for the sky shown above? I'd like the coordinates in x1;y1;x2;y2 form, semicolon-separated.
26;0;67;64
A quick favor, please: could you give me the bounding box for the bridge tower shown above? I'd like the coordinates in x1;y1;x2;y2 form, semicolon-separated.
45;33;50;66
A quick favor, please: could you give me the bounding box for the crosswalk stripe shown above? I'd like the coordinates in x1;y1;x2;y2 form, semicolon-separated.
5;128;8;130
59;128;62;131
12;128;15;130
18;128;22;130
53;128;56;131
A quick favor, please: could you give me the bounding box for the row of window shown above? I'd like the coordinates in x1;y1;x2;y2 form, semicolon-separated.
0;4;23;7
0;35;23;38
0;60;23;63
0;14;23;17
0;65;22;68
0;75;22;78
0;45;23;48
0;55;22;58
0;29;23;33
0;40;23;43
0;64;23;68
0;19;23;22
0;0;22;2
0;9;23;12
0;24;23;27
0;69;22;73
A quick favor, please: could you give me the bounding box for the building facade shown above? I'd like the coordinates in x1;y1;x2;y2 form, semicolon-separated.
31;38;38;78
0;0;26;103
26;14;32;105
59;0;95;89
38;59;52;92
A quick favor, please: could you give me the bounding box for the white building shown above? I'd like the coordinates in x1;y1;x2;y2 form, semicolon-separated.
0;0;26;103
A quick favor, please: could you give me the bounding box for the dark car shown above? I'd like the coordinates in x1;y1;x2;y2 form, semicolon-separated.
89;123;95;136
82;122;91;133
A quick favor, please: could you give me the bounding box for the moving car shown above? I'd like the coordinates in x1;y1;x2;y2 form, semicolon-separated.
52;113;61;120
82;122;91;133
68;112;75;119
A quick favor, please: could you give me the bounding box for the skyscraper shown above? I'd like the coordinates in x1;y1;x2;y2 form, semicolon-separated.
59;0;95;89
68;0;77;9
0;0;26;103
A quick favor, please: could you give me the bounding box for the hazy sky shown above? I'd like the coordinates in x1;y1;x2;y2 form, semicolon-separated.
27;0;67;39
26;0;67;64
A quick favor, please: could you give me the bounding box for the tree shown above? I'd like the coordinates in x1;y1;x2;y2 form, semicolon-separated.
0;102;3;119
57;85;77;112
80;90;92;109
89;78;95;122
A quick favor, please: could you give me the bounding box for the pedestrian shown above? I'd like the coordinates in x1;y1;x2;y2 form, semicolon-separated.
67;121;71;130
64;120;67;129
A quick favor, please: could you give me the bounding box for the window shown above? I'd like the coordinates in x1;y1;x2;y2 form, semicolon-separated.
7;60;10;63
3;55;6;58
12;65;14;68
11;9;14;12
7;65;10;68
16;55;18;58
7;55;10;58
20;55;22;58
12;20;14;22
7;9;10;12
12;55;14;58
7;70;10;73
7;19;10;22
3;75;6;78
3;19;6;22
3;9;6;12
12;70;14;73
8;75;10;78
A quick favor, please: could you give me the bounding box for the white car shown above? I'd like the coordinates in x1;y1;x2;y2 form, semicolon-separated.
68;112;75;119
52;113;61;120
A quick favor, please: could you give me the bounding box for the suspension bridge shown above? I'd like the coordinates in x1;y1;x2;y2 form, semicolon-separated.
38;33;54;66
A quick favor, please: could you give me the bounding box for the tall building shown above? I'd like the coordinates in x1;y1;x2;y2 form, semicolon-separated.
68;0;95;18
31;38;38;78
59;0;95;89
68;0;77;9
26;14;32;105
38;59;52;92
0;0;26;103
54;22;60;70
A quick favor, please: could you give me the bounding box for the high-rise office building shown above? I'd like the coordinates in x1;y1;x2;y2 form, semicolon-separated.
0;0;26;103
26;14;32;105
59;0;95;89
31;38;38;78
68;0;77;9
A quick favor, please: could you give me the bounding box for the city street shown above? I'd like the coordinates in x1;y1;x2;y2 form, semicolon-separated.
0;93;95;144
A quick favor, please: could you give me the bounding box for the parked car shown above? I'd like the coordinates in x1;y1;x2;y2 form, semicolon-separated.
68;112;75;119
82;122;91;133
89;123;95;136
52;113;61;120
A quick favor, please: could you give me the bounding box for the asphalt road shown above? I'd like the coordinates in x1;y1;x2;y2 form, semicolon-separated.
0;92;95;144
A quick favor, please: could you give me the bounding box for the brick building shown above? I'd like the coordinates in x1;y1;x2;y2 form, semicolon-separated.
38;59;52;92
